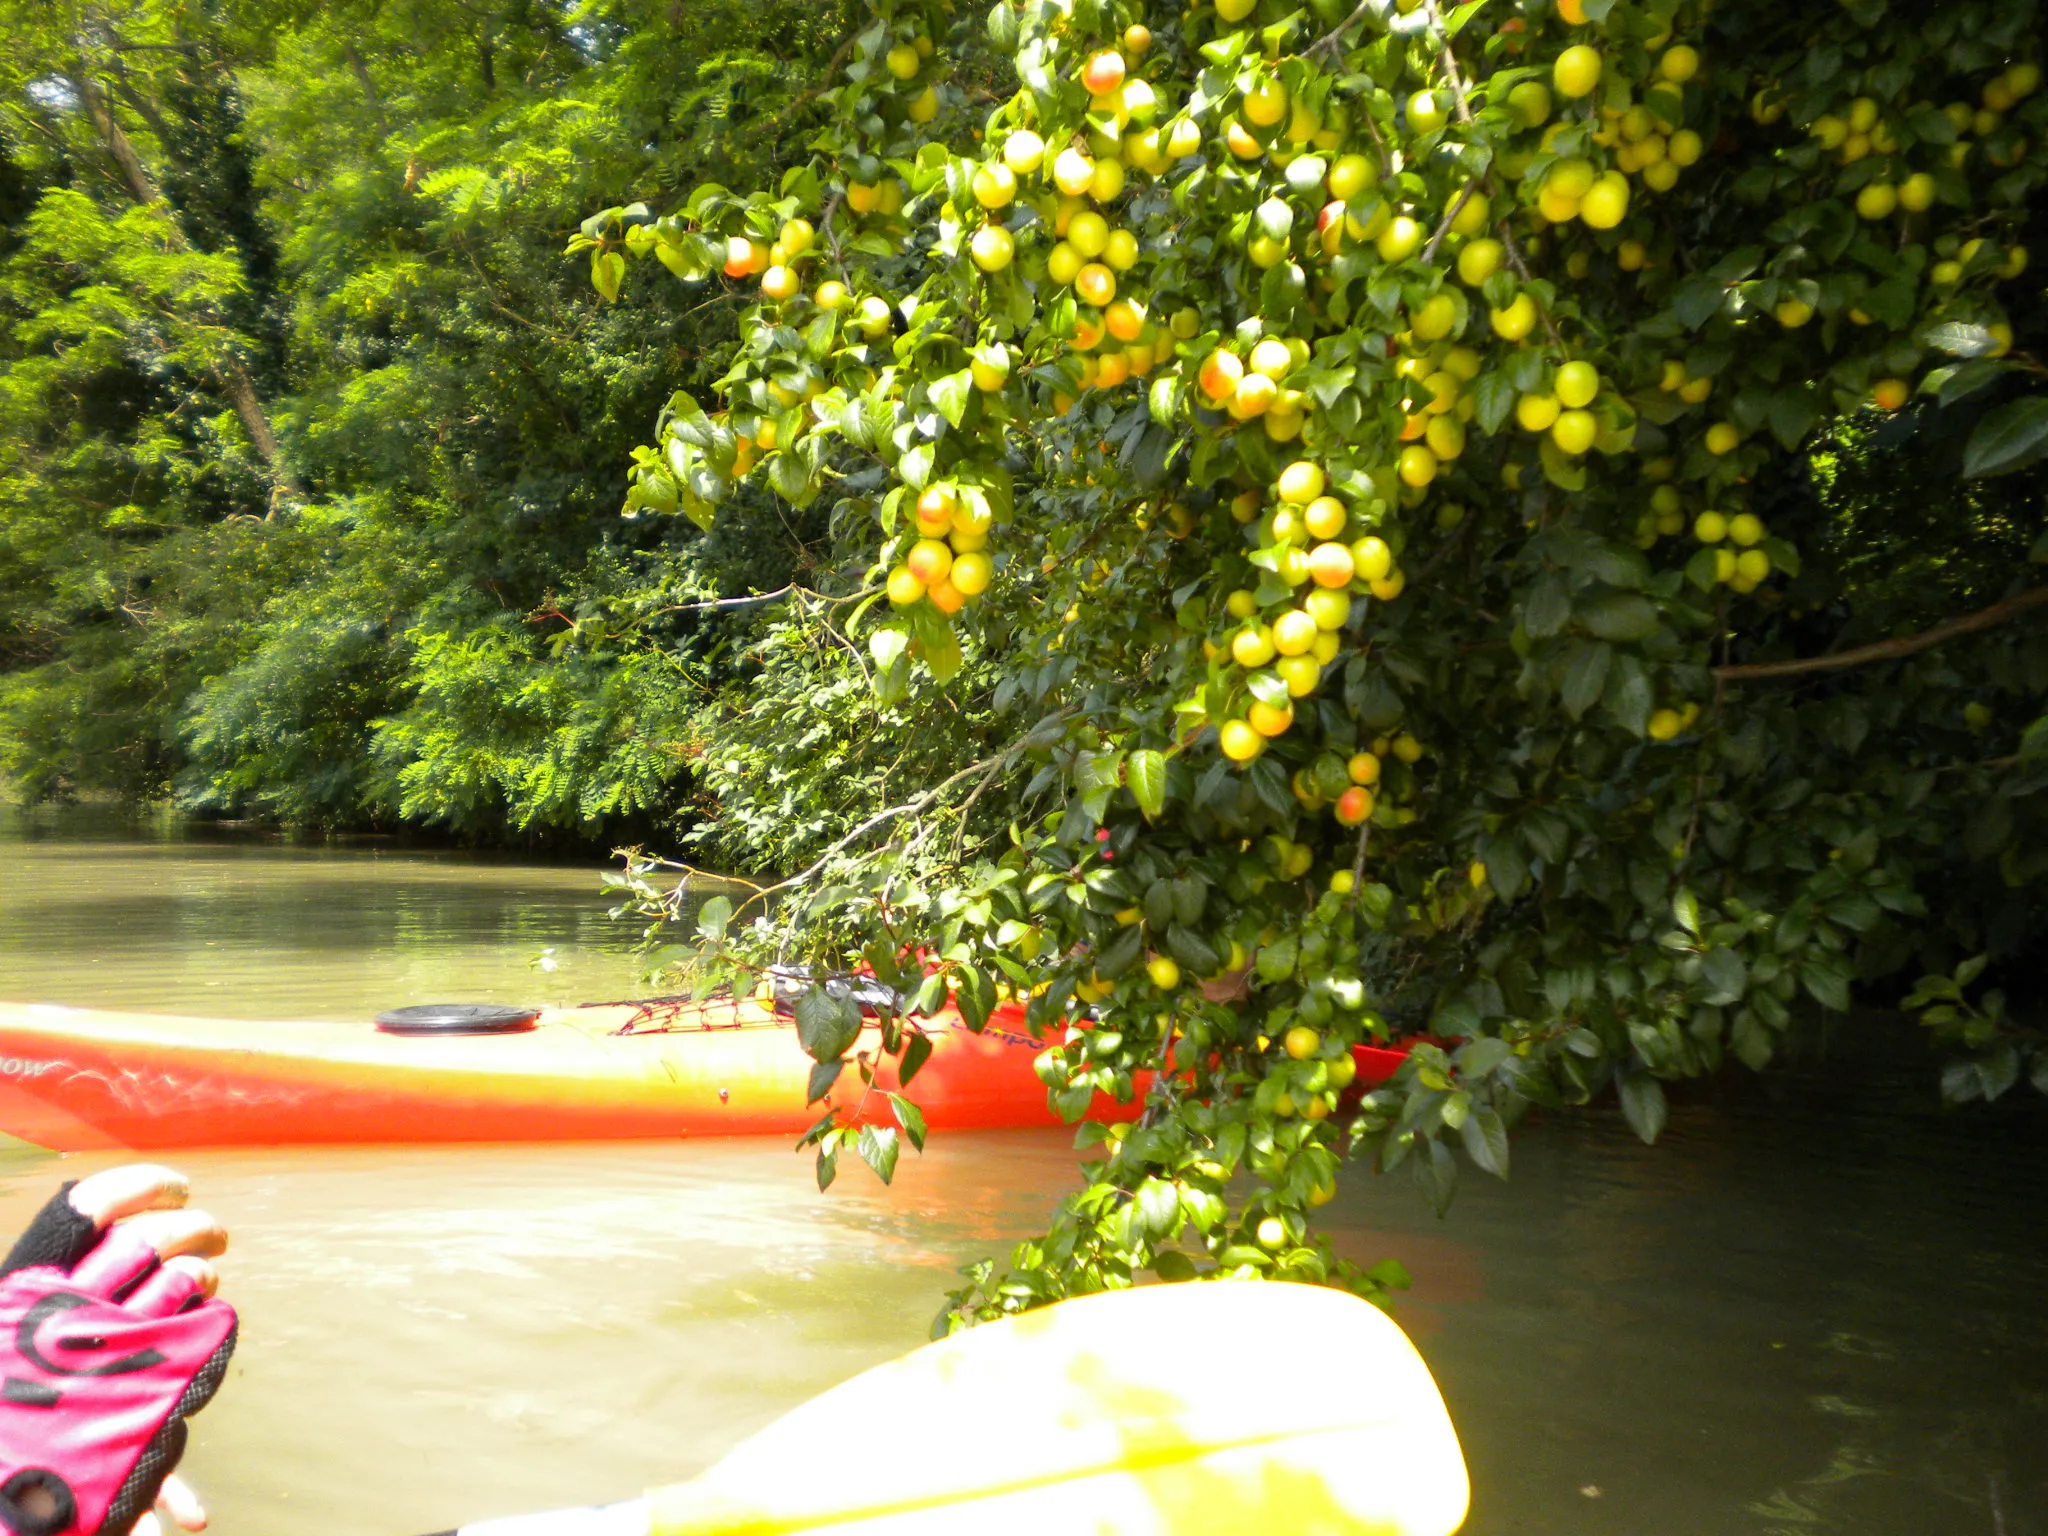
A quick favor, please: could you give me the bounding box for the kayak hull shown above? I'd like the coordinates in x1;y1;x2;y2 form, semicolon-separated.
0;996;1079;1151
0;998;1414;1152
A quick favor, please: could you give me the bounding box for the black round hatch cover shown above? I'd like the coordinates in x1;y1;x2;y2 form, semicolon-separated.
374;1004;541;1036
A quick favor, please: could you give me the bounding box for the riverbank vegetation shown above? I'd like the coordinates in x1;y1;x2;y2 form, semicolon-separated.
1;0;858;839
3;0;2045;1315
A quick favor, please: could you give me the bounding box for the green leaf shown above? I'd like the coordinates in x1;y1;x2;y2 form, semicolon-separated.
1923;320;1999;357
1801;957;1853;1012
1539;436;1588;491
1096;921;1146;980
1602;653;1654;738
796;986;863;1062
1617;1072;1668;1143
1768;388;1818;450
1365;1257;1412;1291
1417;1139;1458;1216
856;1124;900;1183
1164;924;1221;976
767;445;818;507
1128;749;1168;820
1459;1104;1510;1177
1559;640;1612;720
1135;1177;1180;1240
1700;946;1748;1005
1458;1037;1511;1078
887;1092;927;1150
1051;1084;1094;1122
1481;830;1529;901
1255;934;1299;983
590;248;625;302
1472;370;1517;435
1963;397;2048;478
1522;573;1570;638
806;1057;844;1104
899;1031;935;1086
1578;590;1661;642
922;626;964;684
1673;889;1700;935
928;368;974;428
696;894;733;942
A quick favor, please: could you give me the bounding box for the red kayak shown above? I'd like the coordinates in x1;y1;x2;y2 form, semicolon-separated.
0;991;1412;1151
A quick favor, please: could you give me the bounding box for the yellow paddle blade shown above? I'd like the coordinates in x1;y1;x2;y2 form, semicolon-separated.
648;1280;1468;1536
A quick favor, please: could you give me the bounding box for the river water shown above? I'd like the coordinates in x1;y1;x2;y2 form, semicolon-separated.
0;809;2042;1536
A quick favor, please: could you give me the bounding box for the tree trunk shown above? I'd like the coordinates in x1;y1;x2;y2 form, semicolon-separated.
71;68;304;504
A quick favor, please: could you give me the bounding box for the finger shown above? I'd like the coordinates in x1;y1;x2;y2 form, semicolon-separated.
111;1207;228;1263
155;1475;207;1533
70;1211;226;1296
132;1513;163;1536
124;1256;218;1317
68;1165;191;1228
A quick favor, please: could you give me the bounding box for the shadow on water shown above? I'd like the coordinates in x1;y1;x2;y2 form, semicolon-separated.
1325;1018;2048;1536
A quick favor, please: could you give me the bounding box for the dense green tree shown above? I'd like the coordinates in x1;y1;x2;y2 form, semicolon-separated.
0;0;880;840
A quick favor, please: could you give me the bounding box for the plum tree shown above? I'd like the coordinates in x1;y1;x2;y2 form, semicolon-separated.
581;0;2048;1328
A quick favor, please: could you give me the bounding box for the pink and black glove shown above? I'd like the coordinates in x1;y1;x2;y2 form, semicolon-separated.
0;1182;236;1536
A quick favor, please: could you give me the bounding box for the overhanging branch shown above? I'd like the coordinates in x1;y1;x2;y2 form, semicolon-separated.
1714;587;2048;682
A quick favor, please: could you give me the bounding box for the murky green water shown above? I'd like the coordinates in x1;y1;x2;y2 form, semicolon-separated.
0;806;660;1016
0;808;2043;1536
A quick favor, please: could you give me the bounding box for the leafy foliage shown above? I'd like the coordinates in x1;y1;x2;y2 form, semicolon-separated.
0;0;865;840
591;0;2048;1329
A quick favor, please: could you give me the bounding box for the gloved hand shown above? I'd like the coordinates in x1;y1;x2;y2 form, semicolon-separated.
0;1167;236;1536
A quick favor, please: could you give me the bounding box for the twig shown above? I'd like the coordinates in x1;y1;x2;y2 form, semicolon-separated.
1494;214;1567;352
771;31;860;128
648;583;877;621
1421;181;1477;266
806;597;873;689
654;584;796;616
1714;588;2048;681
1306;0;1379;66
1137;1009;1182;1129
817;188;846;267
1420;0;1566;349
949;749;1020;858
734;746;1024;919
1676;672;1726;865
1349;819;1372;892
464;248;575;340
1423;0;1476;117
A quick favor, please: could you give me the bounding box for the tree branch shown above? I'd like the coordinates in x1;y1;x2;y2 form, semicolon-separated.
1306;0;1379;66
1421;181;1476;266
1714;588;2048;682
71;72;160;204
735;746;1024;920
1419;0;1566;352
70;67;305;502
342;42;390;135
774;31;861;126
